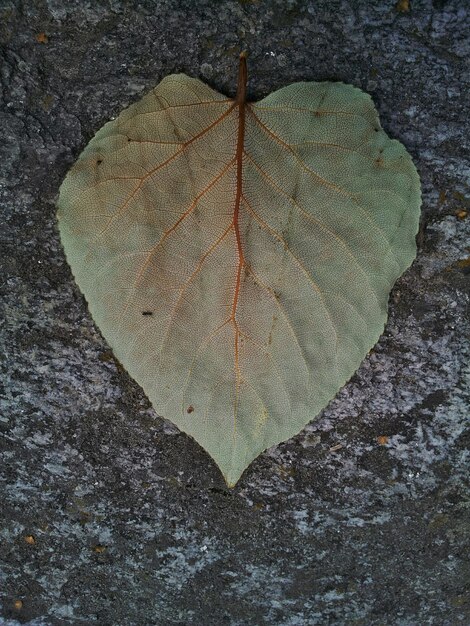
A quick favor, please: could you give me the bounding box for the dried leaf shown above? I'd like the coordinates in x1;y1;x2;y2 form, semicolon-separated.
57;55;421;486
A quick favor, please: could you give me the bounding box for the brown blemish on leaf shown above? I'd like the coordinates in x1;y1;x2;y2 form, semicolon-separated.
377;435;389;445
35;32;48;43
14;600;23;610
455;209;467;220
187;405;194;413
268;313;279;346
24;535;36;545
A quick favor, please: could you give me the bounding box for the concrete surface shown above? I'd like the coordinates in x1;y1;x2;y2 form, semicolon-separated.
0;1;469;624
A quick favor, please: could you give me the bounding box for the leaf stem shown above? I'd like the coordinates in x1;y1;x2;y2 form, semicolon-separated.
236;51;248;105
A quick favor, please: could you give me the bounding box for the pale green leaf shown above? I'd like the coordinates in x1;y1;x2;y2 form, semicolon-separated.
57;57;421;486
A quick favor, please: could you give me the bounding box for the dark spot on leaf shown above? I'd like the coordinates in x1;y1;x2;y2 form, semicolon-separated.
142;311;153;316
187;405;194;414
97;159;103;165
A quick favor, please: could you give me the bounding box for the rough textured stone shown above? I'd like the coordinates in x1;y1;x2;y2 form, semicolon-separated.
0;1;469;625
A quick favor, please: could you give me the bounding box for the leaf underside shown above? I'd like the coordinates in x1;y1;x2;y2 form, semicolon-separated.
57;72;421;486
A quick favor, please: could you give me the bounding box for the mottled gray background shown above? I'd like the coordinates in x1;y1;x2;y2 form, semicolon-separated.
1;1;469;624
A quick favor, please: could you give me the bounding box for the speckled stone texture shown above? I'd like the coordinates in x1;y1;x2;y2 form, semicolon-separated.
0;1;469;625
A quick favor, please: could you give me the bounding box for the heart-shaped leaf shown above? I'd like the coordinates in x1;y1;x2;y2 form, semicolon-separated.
57;55;420;486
